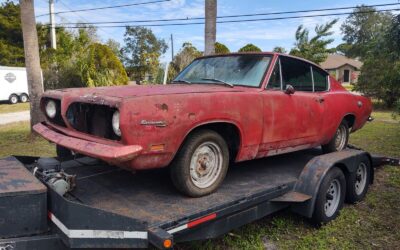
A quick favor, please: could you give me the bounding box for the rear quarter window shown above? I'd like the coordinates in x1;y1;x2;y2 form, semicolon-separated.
313;67;329;91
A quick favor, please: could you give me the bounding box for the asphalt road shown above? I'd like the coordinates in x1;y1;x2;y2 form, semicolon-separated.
0;111;30;125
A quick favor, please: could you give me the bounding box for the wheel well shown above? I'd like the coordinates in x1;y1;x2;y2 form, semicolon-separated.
343;114;355;128
187;122;241;161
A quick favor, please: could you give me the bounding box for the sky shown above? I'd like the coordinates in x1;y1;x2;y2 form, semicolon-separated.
26;0;400;62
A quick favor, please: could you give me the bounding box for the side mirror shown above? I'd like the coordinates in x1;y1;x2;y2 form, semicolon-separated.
284;84;295;95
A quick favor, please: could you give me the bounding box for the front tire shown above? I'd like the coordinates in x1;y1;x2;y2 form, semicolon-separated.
312;167;346;225
9;94;18;104
322;120;349;153
170;129;229;197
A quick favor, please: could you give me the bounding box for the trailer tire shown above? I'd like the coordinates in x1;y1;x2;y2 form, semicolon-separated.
170;129;229;197
322;120;349;153
9;94;19;104
345;156;371;203
312;167;346;225
20;93;29;103
56;145;74;161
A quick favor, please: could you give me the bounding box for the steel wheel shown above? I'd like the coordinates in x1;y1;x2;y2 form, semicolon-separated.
20;94;28;103
334;125;347;151
9;95;18;104
190;141;223;189
355;162;367;195
324;179;341;217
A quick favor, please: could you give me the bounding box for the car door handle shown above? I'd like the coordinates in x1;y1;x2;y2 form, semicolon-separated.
315;97;325;103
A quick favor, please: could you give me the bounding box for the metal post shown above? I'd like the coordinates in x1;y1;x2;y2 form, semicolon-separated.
49;0;56;49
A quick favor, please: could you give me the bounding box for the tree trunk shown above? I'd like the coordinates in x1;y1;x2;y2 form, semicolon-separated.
204;0;217;56
19;0;44;131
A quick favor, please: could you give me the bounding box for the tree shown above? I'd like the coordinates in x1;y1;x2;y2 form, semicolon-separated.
289;19;337;64
340;6;392;60
168;42;202;81
238;44;262;52
106;39;123;60
205;0;217;55
0;1;24;66
215;42;230;54
122;26;167;84
19;0;44;129
272;46;287;53
355;14;400;108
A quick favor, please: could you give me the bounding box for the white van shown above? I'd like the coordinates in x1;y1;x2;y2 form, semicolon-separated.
0;66;29;104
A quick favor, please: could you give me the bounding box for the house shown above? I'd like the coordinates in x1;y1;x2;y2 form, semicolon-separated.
320;54;363;85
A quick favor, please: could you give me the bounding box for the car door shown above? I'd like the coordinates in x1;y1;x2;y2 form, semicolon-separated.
258;56;325;156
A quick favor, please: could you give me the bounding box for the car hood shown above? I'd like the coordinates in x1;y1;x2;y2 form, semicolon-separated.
51;84;243;99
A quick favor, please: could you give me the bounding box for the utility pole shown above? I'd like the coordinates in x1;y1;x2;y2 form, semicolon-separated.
49;0;56;49
171;34;174;59
204;0;216;55
19;0;45;130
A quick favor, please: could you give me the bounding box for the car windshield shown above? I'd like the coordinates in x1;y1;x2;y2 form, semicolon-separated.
173;55;272;87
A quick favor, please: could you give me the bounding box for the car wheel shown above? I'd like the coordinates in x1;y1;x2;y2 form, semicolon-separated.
20;94;29;103
170;129;229;197
322;120;349;153
346;156;370;203
312;167;346;225
9;94;19;104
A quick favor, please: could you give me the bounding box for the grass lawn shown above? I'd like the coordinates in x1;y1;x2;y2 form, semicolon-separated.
0;102;30;114
0;111;398;249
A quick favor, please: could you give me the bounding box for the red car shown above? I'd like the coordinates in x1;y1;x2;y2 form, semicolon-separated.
34;53;372;197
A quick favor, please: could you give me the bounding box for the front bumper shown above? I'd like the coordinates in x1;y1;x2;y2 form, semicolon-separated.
33;123;143;162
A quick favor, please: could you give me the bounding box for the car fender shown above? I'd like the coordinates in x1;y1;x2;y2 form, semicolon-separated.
291;149;372;218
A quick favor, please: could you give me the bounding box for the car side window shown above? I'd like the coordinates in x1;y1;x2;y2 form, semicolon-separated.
280;57;313;92
266;60;281;90
312;66;329;91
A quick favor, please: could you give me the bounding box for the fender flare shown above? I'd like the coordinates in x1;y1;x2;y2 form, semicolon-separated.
291;149;372;218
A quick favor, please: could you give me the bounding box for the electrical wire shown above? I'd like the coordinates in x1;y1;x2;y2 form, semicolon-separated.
36;0;171;17
53;7;400;29
57;2;400;25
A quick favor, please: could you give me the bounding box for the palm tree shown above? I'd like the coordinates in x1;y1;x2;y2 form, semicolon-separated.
204;0;217;55
19;0;44;130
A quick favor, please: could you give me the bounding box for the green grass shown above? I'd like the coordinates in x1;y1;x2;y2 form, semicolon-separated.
0;112;399;250
0;102;30;114
0;121;55;158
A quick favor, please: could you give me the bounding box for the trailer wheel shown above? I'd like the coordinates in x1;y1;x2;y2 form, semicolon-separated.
9;94;19;104
346;157;370;203
56;145;74;161
322;120;349;153
312;167;346;225
19;94;29;103
170;129;229;197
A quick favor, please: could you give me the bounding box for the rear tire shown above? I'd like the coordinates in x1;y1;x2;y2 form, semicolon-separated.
322;120;349;153
312;167;346;225
9;94;18;104
19;94;29;103
345;156;371;203
170;129;229;197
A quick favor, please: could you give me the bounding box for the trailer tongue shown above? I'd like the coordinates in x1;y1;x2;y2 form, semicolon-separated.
0;148;398;249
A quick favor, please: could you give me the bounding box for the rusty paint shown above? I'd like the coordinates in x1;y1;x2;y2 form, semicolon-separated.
35;52;372;171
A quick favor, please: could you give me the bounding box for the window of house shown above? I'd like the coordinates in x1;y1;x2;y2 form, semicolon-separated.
280;57;313;92
266;60;281;90
312;66;328;91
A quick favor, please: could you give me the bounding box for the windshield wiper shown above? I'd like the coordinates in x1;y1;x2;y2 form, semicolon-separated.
171;79;192;84
201;78;234;88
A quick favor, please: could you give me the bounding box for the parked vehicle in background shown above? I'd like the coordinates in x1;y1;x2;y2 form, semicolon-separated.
33;52;373;197
0;66;29;104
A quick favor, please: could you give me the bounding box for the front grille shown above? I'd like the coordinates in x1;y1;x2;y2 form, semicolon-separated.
42;98;66;127
66;103;120;140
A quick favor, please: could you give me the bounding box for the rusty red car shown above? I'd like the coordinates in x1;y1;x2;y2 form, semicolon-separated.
33;52;372;197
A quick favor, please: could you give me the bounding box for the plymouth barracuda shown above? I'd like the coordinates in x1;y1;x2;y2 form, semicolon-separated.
33;52;372;197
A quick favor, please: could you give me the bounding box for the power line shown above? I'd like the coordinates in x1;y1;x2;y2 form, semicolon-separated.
57;2;400;25
36;0;171;17
53;7;400;29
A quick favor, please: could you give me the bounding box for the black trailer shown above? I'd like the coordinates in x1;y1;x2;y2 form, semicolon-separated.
0;148;398;249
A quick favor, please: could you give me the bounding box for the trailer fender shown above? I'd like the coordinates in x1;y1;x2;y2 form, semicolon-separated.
291;149;372;218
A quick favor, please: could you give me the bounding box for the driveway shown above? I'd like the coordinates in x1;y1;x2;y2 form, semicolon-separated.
0;111;30;125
